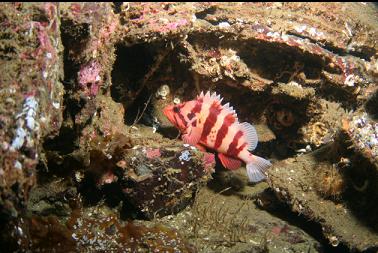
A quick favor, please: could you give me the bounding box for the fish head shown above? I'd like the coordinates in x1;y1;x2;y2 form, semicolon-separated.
163;104;187;132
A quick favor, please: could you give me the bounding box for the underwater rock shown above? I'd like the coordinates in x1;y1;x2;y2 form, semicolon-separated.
59;2;118;113
343;111;378;169
121;145;214;219
158;186;321;253
27;179;77;217
0;3;64;219
119;2;193;44
0;204;195;252
267;145;378;251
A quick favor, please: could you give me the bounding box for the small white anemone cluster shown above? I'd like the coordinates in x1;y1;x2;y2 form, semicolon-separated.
173;97;181;104
350;112;378;157
11;96;39;151
155;84;170;100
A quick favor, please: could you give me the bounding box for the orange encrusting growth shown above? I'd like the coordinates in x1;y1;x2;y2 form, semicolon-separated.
163;91;271;182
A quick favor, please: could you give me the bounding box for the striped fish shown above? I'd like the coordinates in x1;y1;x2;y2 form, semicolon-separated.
163;91;271;182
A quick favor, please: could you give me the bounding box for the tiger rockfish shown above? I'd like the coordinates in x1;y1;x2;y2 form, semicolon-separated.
163;91;271;182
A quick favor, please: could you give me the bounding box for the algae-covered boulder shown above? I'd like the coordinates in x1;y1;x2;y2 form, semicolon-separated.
267;140;378;251
121;145;214;219
0;2;64;219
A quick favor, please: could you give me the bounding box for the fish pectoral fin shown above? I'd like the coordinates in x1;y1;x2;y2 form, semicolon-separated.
182;126;201;146
240;122;258;151
218;153;242;170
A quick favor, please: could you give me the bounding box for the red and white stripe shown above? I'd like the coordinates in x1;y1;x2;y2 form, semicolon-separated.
172;91;271;182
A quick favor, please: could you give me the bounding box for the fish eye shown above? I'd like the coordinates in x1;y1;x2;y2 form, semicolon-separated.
173;106;180;113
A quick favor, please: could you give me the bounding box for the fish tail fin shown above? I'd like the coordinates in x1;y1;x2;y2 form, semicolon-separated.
246;155;271;183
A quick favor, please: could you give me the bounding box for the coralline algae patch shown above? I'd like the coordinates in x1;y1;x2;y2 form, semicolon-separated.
346;112;378;161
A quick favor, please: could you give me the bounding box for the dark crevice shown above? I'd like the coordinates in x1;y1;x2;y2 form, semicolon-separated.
112;2;123;14
110;43;157;126
287;31;374;61
365;88;378;120
42;20;82;156
315;83;357;111
187;32;324;84
111;43;155;103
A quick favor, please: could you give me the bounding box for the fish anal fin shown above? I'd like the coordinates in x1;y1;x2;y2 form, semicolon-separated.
218;153;242;170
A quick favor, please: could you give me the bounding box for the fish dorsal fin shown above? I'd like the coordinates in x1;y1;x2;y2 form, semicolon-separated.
198;91;222;105
222;102;238;122
198;91;238;122
240;122;258;151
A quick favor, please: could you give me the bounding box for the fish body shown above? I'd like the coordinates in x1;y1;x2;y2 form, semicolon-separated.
163;91;271;182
